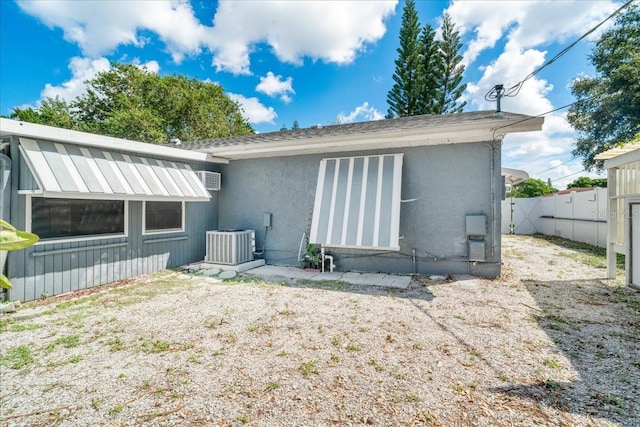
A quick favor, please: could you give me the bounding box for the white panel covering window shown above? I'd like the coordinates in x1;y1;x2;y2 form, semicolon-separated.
310;154;403;250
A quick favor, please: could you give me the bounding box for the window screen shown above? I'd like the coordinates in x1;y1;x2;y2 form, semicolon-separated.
144;201;183;232
31;198;125;239
310;154;403;250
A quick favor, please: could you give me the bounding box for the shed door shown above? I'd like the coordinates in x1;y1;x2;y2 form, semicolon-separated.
632;204;640;287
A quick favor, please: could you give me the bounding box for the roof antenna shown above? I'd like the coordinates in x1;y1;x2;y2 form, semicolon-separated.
485;84;505;113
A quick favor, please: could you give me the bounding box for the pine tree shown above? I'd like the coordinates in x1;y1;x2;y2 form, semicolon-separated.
435;13;467;114
386;0;422;118
415;23;439;115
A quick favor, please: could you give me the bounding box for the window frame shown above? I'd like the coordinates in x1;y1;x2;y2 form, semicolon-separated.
27;195;129;245
142;200;185;235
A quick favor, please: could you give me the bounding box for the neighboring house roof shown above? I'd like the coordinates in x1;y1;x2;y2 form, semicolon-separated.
178;110;544;160
501;167;529;186
546;187;601;196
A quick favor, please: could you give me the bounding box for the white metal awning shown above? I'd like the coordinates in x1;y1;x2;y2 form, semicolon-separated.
19;138;211;201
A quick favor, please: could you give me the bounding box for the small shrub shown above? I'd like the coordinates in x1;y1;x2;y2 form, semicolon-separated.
300;360;319;376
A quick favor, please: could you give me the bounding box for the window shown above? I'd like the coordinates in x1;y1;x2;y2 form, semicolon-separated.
310;154;403;250
143;201;184;234
31;197;126;240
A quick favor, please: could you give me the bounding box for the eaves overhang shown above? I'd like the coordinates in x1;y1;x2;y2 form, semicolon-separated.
188;114;544;160
0;118;229;164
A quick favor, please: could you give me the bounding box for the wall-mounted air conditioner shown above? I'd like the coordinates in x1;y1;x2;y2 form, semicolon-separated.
205;230;254;265
196;171;221;191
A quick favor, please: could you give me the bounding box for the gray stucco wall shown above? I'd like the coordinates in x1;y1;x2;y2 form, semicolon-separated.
217;141;502;278
4;136;219;302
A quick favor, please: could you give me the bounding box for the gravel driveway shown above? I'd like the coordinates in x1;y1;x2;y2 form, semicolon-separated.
1;235;638;426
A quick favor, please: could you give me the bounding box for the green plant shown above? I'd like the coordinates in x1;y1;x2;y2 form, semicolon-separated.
543;359;562;369
0;220;39;289
108;404;124;414
265;381;280;391
1;345;34;369
345;342;362;351
299;360;319;376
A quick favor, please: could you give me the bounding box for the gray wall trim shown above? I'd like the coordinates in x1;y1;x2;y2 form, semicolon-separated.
143;236;189;244
30;242;129;257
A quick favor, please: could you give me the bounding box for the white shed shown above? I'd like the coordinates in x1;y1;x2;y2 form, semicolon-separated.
595;143;640;288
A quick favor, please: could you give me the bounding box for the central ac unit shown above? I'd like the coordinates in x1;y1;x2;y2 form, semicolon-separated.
205;230;254;265
196;171;221;191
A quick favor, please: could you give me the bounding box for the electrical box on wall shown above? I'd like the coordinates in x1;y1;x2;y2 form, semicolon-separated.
263;213;272;228
469;239;486;262
466;215;487;236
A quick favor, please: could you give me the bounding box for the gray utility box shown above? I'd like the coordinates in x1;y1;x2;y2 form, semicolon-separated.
466;214;487;236
468;239;486;262
466;214;487;262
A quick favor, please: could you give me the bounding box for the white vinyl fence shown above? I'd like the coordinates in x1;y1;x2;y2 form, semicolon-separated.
501;188;607;247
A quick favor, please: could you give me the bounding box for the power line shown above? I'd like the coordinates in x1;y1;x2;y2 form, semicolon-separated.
533;157;579;175
485;0;634;102
550;169;586;183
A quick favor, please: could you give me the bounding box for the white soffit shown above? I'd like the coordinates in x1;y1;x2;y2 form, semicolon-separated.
19;138;211;202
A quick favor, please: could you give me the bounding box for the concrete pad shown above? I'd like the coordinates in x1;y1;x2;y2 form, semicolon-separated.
308;272;345;282
218;270;237;280
378;274;411;289
343;273;385;286
200;259;265;272
245;265;318;280
244;265;411;289
201;268;221;277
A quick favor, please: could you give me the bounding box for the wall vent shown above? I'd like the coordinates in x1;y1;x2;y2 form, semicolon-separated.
196;171;221;191
205;230;254;265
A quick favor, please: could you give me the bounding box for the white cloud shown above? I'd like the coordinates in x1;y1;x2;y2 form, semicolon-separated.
447;0;619;67
208;1;397;74
227;93;276;124
18;1;208;62
256;72;295;103
40;57;160;103
41;57;111;101
18;1;397;74
337;102;384;124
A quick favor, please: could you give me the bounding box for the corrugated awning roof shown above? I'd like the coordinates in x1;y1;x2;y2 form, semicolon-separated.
594;143;640;160
19;138;210;201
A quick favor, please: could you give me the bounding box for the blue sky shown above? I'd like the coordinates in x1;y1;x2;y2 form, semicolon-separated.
0;0;620;188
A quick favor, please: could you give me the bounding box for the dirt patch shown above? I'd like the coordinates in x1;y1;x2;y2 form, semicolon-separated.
1;235;638;426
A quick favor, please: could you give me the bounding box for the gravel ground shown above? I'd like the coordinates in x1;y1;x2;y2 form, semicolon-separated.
1;234;639;426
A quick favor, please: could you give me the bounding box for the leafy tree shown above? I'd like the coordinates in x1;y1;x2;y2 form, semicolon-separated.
387;0;422;118
567;3;640;169
507;178;557;198
292;120;300;130
11;97;77;130
11;62;253;144
435;13;467;114
566;176;607;189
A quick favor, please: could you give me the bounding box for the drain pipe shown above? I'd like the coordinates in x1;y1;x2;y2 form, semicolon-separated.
253;227;268;258
298;232;306;262
412;248;417;274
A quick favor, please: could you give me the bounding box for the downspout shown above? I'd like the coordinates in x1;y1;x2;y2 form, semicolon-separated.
486;139;502;262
